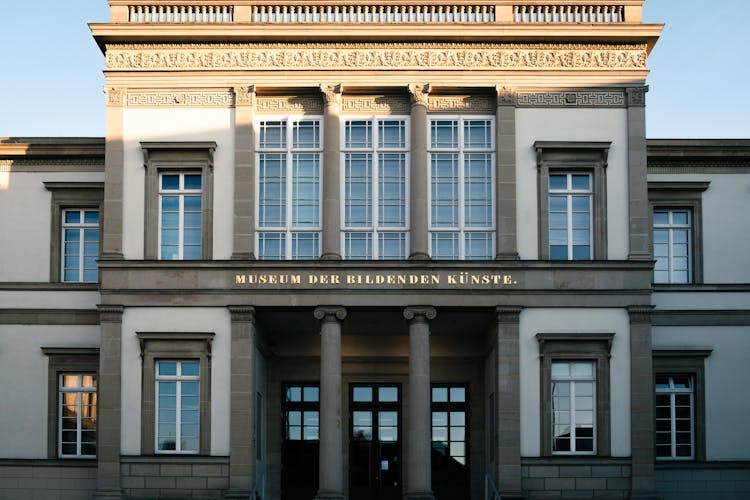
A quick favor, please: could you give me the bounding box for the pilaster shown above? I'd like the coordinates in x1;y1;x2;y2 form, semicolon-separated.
102;87;125;260
495;86;520;260
408;84;431;260
320;84;343;260
627;86;651;260
232;86;256;260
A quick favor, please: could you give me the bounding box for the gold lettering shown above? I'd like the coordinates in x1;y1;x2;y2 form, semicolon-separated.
331;275;340;284
376;275;385;284
448;275;456;285
291;275;301;284
269;275;277;284
471;275;480;285
397;275;406;285
409;275;419;284
431;275;440;285
503;275;512;285
235;274;246;285
482;275;490;284
387;275;395;285
347;275;357;285
492;275;502;285
259;275;267;284
308;275;318;284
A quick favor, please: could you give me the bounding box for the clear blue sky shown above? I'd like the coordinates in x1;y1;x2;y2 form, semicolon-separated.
1;1;748;138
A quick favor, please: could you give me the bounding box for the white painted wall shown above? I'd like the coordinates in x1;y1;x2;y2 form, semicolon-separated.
120;307;231;455
122;108;235;259
0;325;99;458
519;308;631;457
515;108;630;260
653;326;750;460
0;171;103;282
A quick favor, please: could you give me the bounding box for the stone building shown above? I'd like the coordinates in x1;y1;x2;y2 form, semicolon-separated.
0;1;749;499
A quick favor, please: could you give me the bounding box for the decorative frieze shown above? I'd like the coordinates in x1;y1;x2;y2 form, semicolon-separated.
341;95;410;114
105;43;648;71
255;96;323;113
517;90;626;107
126;89;234;107
427;95;494;113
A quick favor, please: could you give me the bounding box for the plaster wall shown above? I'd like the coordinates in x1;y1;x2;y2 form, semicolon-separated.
0;325;99;458
121;108;235;260
653;326;750;460
515;108;630;260
120;307;231;455
0;172;103;282
519;308;631;457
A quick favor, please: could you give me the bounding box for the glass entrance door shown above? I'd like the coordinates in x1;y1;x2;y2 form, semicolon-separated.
349;384;402;500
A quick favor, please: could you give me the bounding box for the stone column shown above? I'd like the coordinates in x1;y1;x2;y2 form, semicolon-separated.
313;306;347;500
494;306;523;499
408;84;431;260
403;306;436;500
102;87;125;260
626;86;651;260
94;305;124;499
321;84;343;260
226;306;257;498
628;306;660;499
495;87;519;260
232;86;256;260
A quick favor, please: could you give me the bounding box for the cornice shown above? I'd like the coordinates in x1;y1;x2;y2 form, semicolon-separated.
104;42;647;71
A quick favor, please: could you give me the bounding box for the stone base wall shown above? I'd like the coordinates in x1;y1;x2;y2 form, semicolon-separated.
521;458;632;499
121;456;229;499
0;460;96;500
656;463;750;500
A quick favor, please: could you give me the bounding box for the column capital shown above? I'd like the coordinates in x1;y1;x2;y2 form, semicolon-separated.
228;305;256;323
496;85;517;107
626;85;649;107
320;84;343;107
628;305;655;324
233;84;255;106
408;84;431;107
104;86;125;107
97;305;124;323
495;306;522;323
314;306;347;322
403;306;437;322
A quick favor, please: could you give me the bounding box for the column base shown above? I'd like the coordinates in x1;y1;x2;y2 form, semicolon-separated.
402;491;435;500
320;253;342;260
408;252;430;260
314;490;346;500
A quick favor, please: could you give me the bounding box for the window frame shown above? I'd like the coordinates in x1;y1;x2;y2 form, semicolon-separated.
536;332;614;456
648;182;708;285
550;360;597;455
547;173;593;261
534;142;610;260
340;115;411;259
42;347;99;459
255;115;324;260
652;349;711;462
43;182;104;283
137;332;214;455
428;115;496;260
141;142;216;260
158;172;204;260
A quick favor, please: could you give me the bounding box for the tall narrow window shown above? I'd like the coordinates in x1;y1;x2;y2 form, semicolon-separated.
159;173;202;260
257;118;322;259
155;360;200;453
655;375;694;460
431;384;470;499
653;209;692;283
58;374;97;458
342;117;409;259
548;173;592;260
429;117;494;259
551;361;596;454
61;209;99;282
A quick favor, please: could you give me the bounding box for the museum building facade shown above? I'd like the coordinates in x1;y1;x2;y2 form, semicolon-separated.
1;1;749;499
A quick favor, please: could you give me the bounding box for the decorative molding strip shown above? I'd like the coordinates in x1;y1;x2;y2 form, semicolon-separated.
0;309;99;325
648;161;750;174
342;95;410;114
255;96;323;113
517;90;625;107
427;95;494;113
0;158;104;172
126;89;234;107
105;43;648;71
652;310;750;327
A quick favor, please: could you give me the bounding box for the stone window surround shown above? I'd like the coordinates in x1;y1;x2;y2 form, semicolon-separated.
141;142;216;260
137;332;214;455
41;347;99;459
536;332;614;457
534;142;610;260
652;349;711;462
43;182;104;283
648;181;709;285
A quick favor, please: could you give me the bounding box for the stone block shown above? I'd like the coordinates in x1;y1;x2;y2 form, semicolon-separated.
206;476;230;489
528;491;562;499
522;478;546;490
529;466;560;478
575;478;606;490
122;475;145;489
691;469;723;481
606;477;630;490
159;488;193;497
721;470;750;481
160;463;192;477
559;466;591;478
144;476;176;489
0;467;33;478
560;490;593;499
130;463;160;477
193;464;224;477
175;476;208;489
593;491;624;499
591;466;622;478
545;478;575;490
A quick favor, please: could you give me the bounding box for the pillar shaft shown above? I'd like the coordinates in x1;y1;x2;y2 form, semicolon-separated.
408;84;430;260
101;88;124;259
321;85;343;260
314;306;347;500
232;86;256;259
495;86;519;260
403;306;436;500
626;86;651;260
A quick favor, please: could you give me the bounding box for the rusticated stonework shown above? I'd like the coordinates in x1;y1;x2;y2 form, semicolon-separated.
517;90;625;107
105;43;648;71
255;96;323;114
428;95;494;113
342;95;410;114
126;90;234;107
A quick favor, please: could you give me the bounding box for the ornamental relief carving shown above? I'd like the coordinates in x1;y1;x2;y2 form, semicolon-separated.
427;95;494;113
255;96;323;114
105;43;647;71
517;90;625;107
342;95;410;114
126;90;234;107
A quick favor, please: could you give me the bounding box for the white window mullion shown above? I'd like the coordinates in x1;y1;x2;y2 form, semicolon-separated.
76;389;83;456
176;366;183;452
286;146;293;259
567;192;574;258
77;225;85;282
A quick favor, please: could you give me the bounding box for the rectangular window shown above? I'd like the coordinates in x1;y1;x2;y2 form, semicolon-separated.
58;374;97;458
551;361;596;454
655;374;694;460
342;117;409;259
61;209;99;282
653;209;692;283
548;173;592;260
257;118;322;259
159;173;202;260
155;360;200;453
429;117;494;259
